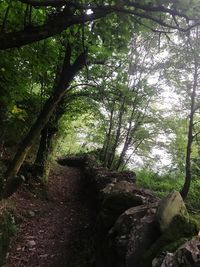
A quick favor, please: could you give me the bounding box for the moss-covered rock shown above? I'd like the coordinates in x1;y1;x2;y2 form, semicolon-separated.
156;190;188;232
152;237;200;267
0;209;17;266
141;214;199;267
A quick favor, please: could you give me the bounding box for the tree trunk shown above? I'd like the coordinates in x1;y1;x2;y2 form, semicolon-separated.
35;125;57;166
3;47;86;198
180;56;198;200
115;106;135;170
107;98;125;169
35;99;66;174
101;107;114;167
0;9;110;50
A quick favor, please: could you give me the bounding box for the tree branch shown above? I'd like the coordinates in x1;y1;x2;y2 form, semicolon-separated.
1;1;200;50
19;0;71;7
0;9;110;50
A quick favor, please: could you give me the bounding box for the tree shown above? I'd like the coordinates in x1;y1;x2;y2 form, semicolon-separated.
1;0;200;50
35;88;98;173
2;0;200;198
0;39;60;157
3;44;86;197
161;27;200;199
98;33;160;170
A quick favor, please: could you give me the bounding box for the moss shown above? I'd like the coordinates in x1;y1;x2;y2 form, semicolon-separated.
162;237;189;252
0;210;17;266
190;213;200;229
140;214;198;267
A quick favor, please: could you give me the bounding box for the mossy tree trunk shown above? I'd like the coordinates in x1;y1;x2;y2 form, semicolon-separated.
3;46;86;198
34;99;66;176
34;125;56;165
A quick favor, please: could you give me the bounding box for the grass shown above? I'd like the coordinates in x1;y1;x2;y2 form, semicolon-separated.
136;169;200;212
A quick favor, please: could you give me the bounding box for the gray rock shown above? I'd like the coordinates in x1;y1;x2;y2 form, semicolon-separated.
99;181;158;228
93;168;118;190
152;237;200;267
101;181;157;203
87;168;136;192
28;211;35;217
27;240;36;247
156;190;188;232
108;203;159;267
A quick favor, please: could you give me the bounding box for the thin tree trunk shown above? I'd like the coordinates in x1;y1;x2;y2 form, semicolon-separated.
3;46;86;198
107;99;125;169
1;0;12;33
115;106;135;170
180;57;198;200
121;138;144;170
115;94;151;170
102;107;114;167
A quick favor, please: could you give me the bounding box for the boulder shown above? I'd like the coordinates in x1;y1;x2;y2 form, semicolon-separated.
156;190;188;232
87;169;136;192
57;155;86;167
107;170;136;183
120;170;136;182
108;203;159;267
152;237;200;267
99;181;158;228
101;181;157;203
91;167;118;191
143;214;198;267
101;199;198;267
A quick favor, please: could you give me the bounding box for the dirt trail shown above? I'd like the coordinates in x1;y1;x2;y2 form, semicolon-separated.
4;165;95;267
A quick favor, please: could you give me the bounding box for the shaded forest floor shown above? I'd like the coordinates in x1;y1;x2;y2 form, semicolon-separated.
3;165;96;267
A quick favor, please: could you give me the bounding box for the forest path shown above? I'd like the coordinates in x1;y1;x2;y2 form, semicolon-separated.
4;165;95;267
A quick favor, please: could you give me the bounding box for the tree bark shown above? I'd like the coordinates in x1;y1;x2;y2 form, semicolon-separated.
180;57;198;200
101;107;114;167
3;46;86;198
34;125;57;166
115;105;136;170
35;99;66;174
107;98;125;169
0;9;110;50
0;2;195;50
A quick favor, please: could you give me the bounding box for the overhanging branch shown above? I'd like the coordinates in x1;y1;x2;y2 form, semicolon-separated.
0;9;110;50
1;1;200;50
19;0;71;7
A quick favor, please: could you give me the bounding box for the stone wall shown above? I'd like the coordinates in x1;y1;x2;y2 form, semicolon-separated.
59;155;200;267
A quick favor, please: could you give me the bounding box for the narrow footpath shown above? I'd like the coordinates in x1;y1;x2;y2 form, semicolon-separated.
4;165;95;267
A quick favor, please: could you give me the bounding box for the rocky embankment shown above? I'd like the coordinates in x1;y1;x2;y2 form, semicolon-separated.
58;155;200;267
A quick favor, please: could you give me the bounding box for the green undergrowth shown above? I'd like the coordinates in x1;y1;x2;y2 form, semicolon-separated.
0;207;17;266
136;169;200;211
190;213;200;229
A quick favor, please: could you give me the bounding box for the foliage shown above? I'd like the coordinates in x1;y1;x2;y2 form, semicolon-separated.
1;0;200;200
0;39;60;155
137;169;200;211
